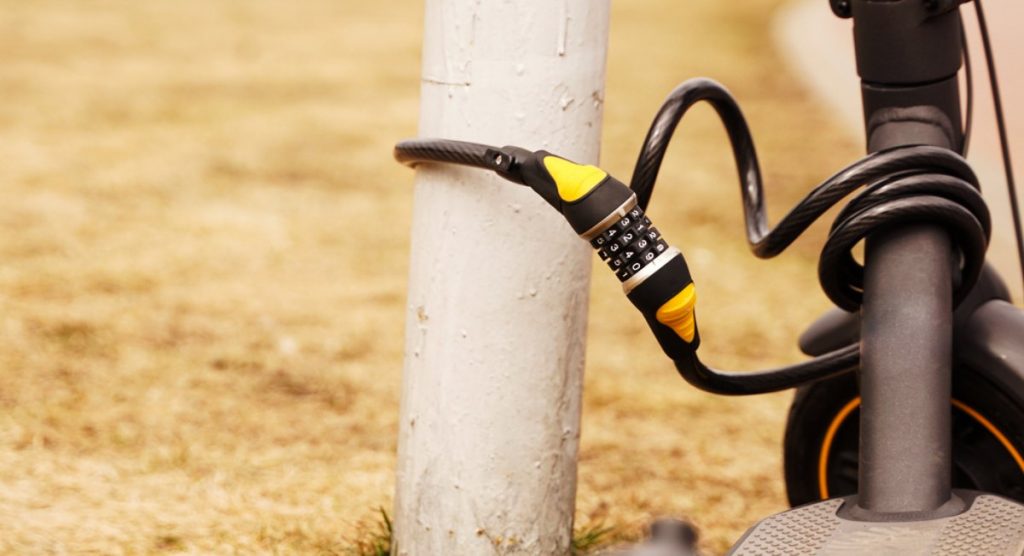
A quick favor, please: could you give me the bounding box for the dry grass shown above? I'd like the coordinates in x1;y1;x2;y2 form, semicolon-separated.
0;0;859;554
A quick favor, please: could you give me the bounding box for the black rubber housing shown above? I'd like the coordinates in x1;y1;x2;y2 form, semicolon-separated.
483;147;638;236
562;178;634;236
625;254;699;358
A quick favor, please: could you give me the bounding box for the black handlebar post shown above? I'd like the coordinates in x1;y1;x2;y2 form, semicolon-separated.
849;0;965;516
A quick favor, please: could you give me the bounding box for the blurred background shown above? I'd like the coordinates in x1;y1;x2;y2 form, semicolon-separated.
0;0;1018;554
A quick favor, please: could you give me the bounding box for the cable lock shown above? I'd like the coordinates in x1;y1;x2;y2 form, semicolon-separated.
395;79;990;395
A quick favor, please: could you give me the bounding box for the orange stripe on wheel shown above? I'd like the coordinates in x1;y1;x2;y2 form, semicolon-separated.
816;397;1024;500
818;397;861;500
951;399;1024;474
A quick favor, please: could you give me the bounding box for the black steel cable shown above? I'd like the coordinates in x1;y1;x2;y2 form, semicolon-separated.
630;78;989;394
391;80;990;396
394;138;503;172
974;0;1024;296
631;79;988;310
672;344;860;396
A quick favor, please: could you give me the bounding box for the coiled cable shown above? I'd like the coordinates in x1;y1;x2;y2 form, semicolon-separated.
632;79;989;311
393;80;990;395
630;78;989;394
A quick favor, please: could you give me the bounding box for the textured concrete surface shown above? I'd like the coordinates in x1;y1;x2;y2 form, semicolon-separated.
394;1;609;553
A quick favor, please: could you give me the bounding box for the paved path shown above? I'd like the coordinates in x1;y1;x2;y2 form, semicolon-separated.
775;0;1024;300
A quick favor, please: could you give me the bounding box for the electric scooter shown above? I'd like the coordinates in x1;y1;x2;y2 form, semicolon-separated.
395;0;1024;553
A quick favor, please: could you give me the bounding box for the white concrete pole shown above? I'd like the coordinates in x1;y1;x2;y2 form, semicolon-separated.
393;1;610;554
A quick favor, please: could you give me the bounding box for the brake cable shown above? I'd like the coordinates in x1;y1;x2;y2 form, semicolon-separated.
972;0;1024;296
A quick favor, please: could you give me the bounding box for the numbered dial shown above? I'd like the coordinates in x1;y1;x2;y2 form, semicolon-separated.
589;205;669;282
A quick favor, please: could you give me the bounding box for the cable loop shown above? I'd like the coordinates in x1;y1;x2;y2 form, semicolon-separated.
391;78;992;395
631;78;990;312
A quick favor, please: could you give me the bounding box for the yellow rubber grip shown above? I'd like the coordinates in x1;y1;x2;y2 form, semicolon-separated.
543;155;608;202
655;283;697;343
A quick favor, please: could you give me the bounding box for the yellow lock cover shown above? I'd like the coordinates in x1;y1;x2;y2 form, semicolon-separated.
543;156;608;202
655;283;697;343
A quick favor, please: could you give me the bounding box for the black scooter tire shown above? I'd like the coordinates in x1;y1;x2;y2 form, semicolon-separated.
784;366;1024;506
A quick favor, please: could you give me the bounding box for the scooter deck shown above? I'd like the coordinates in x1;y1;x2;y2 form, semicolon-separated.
729;491;1024;555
